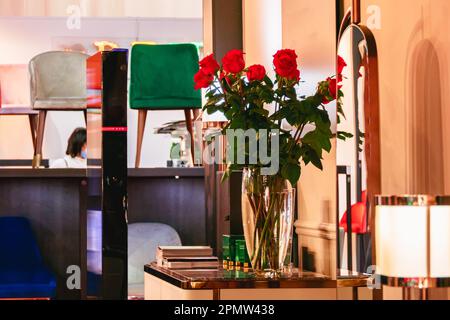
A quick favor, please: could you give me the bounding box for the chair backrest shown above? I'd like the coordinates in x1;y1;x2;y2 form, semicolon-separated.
29;51;89;108
0;217;43;267
129;43;202;110
0;64;30;106
339;190;368;234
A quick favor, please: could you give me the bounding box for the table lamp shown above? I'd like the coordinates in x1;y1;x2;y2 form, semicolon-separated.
374;195;450;297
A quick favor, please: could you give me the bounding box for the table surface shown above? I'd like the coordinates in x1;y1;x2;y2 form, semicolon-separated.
0;167;205;178
145;262;369;290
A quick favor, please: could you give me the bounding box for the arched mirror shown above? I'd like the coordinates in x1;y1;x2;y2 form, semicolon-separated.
336;9;380;275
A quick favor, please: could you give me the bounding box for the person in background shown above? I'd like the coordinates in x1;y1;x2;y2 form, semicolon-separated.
51;127;87;168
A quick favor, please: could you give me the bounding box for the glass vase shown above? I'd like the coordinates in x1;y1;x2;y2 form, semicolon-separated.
241;168;296;277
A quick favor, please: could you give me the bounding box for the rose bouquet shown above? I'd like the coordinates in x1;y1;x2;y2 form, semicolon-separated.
195;49;346;274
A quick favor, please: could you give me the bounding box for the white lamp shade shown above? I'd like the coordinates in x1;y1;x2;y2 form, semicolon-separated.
375;205;428;278
430;206;450;278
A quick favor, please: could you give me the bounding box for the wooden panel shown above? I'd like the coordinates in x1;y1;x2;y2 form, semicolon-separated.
0;176;86;300
211;0;243;59
203;0;243;251
215;171;243;257
128;175;206;246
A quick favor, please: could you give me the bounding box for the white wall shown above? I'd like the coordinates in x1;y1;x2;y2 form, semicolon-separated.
0;0;202;18
243;0;282;75
282;0;337;277
0;16;202;167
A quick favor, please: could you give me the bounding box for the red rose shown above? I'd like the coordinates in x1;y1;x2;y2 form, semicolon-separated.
222;50;245;74
322;77;341;104
194;69;214;90
338;55;347;75
246;64;266;82
291;69;301;82
199;54;220;75
273;49;299;80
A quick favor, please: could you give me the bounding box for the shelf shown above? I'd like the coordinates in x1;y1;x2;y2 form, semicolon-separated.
0;167;205;179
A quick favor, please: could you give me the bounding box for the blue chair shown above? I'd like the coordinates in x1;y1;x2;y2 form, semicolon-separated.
0;217;56;299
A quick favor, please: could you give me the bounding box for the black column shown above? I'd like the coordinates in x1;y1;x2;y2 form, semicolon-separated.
101;50;128;300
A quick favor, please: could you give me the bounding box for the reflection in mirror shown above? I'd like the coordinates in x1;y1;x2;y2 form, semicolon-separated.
0;0;203;169
337;25;379;275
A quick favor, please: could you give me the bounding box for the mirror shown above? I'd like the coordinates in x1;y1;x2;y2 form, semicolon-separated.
0;0;203;169
337;22;380;275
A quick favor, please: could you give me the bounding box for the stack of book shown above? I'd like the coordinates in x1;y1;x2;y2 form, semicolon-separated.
156;246;219;270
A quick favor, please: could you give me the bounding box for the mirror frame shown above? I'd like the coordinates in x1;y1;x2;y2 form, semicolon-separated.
336;8;381;275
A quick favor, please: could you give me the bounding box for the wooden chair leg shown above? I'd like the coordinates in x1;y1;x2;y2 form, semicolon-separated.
184;109;195;165
135;109;148;168
193;109;201;122
192;109;202;166
33;110;47;168
28;114;38;151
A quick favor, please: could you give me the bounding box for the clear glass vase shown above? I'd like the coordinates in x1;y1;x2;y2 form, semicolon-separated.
241;168;296;278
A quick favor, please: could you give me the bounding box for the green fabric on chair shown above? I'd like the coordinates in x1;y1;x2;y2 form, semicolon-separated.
130;43;202;110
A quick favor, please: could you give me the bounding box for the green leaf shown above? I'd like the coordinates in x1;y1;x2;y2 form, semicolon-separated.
337;131;354;139
264;75;274;87
281;163;301;186
301;145;323;170
302;129;331;154
251;108;270;118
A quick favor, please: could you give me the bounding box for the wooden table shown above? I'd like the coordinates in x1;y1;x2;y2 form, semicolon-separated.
144;262;371;300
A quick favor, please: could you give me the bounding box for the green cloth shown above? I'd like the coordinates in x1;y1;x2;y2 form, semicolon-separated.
130;43;202;110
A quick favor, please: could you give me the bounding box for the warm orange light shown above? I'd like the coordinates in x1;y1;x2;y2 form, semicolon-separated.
94;41;119;52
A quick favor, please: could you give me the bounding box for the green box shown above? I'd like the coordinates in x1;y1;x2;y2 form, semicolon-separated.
222;235;231;262
235;239;251;268
222;235;245;266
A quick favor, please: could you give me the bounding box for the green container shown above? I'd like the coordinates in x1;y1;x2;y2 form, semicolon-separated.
222;235;245;266
235;239;251;268
222;235;231;264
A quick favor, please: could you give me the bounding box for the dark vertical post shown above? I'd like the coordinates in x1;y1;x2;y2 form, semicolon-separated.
336;0;345;39
101;50;129;300
79;179;88;300
211;0;243;60
346;173;353;272
352;0;361;24
204;0;243;253
337;166;353;272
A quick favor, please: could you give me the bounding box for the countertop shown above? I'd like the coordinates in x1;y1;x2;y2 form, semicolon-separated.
0;167;205;178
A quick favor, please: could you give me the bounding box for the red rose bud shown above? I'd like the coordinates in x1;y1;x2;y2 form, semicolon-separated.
222;49;246;74
322;77;342;104
199;54;220;75
194;69;214;90
246;64;266;82
273;49;298;79
338;55;347;75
